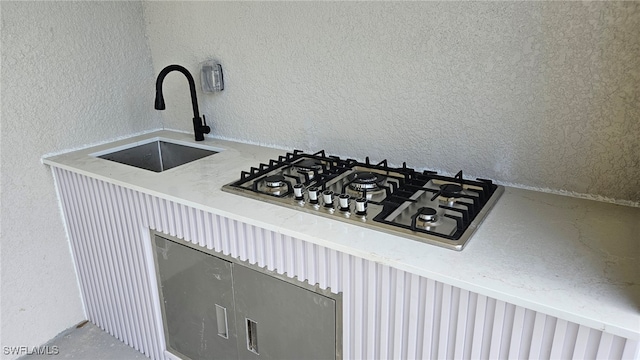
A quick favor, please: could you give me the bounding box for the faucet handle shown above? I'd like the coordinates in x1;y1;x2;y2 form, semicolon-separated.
200;115;211;134
193;115;211;141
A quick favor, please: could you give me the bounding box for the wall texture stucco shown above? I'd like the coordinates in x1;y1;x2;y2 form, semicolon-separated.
0;2;159;357
144;1;640;203
1;1;638;356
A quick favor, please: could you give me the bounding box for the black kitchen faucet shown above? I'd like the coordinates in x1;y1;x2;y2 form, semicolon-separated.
154;64;210;141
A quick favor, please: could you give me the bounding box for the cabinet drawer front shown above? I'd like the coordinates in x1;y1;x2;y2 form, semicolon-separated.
233;264;337;360
154;235;238;360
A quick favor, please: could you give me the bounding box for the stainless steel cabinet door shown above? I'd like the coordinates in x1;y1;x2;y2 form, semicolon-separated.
154;236;238;360
232;265;337;360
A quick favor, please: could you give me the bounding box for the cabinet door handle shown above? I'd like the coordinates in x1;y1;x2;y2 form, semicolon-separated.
215;304;228;339
246;318;259;354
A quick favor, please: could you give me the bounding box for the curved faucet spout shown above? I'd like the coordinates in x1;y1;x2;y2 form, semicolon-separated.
154;64;210;141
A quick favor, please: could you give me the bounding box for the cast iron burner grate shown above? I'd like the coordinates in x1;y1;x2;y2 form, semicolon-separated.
222;150;504;251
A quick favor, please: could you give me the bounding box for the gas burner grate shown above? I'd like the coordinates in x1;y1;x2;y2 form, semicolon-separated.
222;150;504;251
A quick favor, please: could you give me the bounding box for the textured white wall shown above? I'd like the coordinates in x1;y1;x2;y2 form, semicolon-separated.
0;2;159;357
144;2;640;203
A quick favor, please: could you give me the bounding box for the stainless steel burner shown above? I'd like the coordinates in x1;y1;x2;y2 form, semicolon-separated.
431;183;465;203
347;172;385;191
440;183;462;197
417;207;438;222
265;175;285;188
294;159;323;173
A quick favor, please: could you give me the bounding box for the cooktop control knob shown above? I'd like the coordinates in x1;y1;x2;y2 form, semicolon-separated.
355;197;367;215
322;190;334;208
293;184;304;200
338;194;350;211
308;187;319;204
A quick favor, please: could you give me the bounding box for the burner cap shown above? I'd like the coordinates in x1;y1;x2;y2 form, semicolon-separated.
418;207;438;222
440;183;463;198
294;159;323;173
348;172;385;191
264;175;285;188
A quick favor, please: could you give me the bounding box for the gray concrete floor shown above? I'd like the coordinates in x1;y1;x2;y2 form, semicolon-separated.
19;321;147;360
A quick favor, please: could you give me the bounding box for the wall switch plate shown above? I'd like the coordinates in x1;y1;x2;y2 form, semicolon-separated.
201;61;224;92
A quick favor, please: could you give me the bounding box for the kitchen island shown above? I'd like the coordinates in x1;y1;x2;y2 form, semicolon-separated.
43;130;639;359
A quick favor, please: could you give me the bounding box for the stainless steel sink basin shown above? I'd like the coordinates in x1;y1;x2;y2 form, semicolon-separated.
96;139;220;172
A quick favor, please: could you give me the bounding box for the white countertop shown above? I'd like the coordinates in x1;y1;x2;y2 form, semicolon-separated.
43;130;640;340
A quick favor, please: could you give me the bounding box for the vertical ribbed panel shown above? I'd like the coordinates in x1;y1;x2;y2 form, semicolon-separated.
54;168;163;359
53;168;638;360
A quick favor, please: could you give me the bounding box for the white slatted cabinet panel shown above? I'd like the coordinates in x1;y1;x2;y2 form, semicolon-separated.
52;168;639;360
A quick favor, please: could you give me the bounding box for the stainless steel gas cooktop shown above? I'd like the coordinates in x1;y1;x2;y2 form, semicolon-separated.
222;150;504;251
